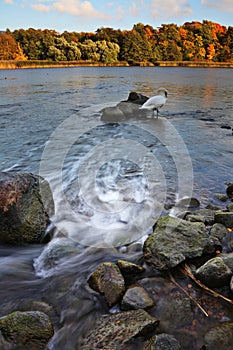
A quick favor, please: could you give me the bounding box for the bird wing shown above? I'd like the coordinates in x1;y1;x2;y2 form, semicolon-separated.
140;95;166;109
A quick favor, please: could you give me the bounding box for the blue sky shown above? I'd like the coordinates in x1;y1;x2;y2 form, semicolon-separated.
1;0;233;33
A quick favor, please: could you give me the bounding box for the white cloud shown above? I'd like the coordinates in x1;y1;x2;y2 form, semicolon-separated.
150;0;192;18
32;0;111;19
201;0;233;11
4;0;13;4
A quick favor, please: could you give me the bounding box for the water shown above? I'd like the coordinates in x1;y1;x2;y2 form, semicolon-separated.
0;67;233;349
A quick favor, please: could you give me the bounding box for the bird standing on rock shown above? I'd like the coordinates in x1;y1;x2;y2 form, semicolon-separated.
139;88;168;118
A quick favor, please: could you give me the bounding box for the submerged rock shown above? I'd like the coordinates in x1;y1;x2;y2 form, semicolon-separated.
0;172;54;244
203;322;233;350
33;237;81;277
0;311;54;350
88;262;125;306
151;333;182;350
121;285;154;310
81;309;159;349
143;216;215;270
195;256;232;288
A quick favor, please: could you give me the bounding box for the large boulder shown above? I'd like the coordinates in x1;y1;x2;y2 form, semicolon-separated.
0;311;54;350
0;172;54;244
81;309;159;349
143;216;215;270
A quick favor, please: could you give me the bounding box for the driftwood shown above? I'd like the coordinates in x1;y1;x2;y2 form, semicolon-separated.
169;262;233;318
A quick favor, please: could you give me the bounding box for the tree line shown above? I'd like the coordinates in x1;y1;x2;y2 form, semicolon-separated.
1;20;233;64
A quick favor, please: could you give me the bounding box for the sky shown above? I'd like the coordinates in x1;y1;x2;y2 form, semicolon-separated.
1;0;233;33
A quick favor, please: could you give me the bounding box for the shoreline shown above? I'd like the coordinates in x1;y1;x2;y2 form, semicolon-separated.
1;60;233;70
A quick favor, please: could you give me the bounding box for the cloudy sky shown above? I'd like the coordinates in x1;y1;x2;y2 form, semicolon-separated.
1;0;233;33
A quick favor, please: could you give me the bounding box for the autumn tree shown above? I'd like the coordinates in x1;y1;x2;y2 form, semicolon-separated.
0;33;27;60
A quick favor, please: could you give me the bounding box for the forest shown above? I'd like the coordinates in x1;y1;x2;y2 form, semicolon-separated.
0;20;233;64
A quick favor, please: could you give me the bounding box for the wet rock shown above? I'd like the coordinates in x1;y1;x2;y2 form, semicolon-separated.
143;216;215;270
117;259;145;277
226;202;233;212
214;211;233;228
121;285;154;310
101;91;149;122
221;252;233;272
195;256;232;288
226;183;233;199
230;275;233;292
0;311;54;350
175;197;200;209
88;262;125;306
127;242;143;253
151;333;182;350
126;91;148;104
33;237;81;277
213;193;229;202
0;332;12;350
209;223;228;249
81;309;159;349
185;214;205;223
0;172;54;244
192;208;215;225
203;322;233;350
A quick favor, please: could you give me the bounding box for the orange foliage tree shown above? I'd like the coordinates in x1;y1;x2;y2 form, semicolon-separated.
0;33;27;60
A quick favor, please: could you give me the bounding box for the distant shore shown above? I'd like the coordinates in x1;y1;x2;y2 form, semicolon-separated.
1;60;233;70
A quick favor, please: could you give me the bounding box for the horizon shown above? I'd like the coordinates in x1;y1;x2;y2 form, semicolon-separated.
1;0;232;34
1;18;232;36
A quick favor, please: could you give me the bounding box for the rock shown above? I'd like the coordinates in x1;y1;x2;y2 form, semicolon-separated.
185;214;206;223
0;172;54;244
226;183;233;199
195;256;232;288
33;237;81;277
88;262;125;306
221;252;233;272
203;322;233;350
151;333;182;350
126;91;148;104
0;332;12;350
81;309;159;349
117;259;145;276
0;311;54;350
175;197;200;209
101;91;149;122
230;275;233;292
121;285;154;310
226;202;233;212
143;216;215;270
127;242;143;253
192;208;215;225
213;193;229;202
214;211;233;228
209;223;228;249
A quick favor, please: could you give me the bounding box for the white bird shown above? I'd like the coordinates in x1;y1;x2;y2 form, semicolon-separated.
139;88;168;118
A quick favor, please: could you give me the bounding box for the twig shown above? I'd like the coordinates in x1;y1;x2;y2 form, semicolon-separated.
168;271;209;317
181;263;233;305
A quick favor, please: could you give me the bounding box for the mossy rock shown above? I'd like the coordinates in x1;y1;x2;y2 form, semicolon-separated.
0;172;54;244
0;311;54;350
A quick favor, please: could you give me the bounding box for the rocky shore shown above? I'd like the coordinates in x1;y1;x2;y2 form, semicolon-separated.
0;170;233;349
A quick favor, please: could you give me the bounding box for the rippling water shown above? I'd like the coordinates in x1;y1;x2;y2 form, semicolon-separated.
0;67;233;349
